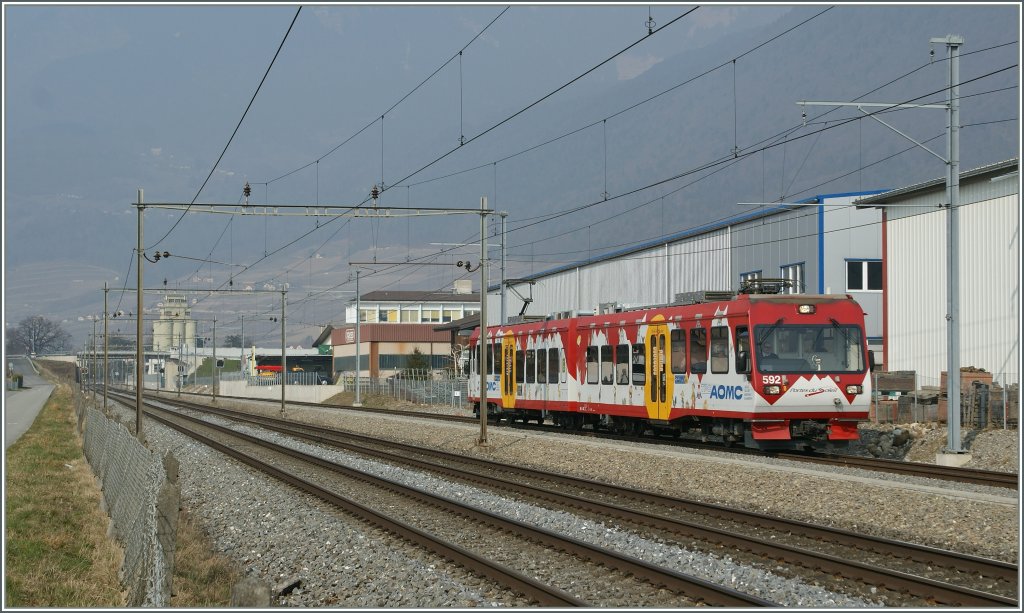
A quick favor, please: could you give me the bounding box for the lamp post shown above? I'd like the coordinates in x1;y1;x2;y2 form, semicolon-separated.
212;317;218;402
103;284;109;412
281;291;287;414
135;188;145;442
796;35;966;457
354;270;361;407
478;196;489;447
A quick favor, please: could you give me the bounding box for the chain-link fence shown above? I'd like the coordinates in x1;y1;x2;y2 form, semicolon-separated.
339;370;469;408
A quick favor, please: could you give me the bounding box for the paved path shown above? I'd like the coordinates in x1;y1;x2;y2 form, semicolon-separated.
4;356;56;449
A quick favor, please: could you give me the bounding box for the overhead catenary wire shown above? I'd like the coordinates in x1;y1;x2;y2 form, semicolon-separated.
374;7;700;199
508;114;1011;264
151;20;1015;331
499;63;1017;240
111;23;1014;318
148;6;302;251
190;6;702;304
255;6;510;187
202;6;921;293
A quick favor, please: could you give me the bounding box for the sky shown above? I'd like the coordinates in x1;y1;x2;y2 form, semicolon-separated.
3;2;1021;349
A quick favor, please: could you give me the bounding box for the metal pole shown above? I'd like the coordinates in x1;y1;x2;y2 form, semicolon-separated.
500;212;507;325
213;317;218;402
354;270;362;407
92;320;97;401
281;291;287;414
479;196;489;446
178;342;183;398
941;36;964;454
135;188;145;441
103;284;109;412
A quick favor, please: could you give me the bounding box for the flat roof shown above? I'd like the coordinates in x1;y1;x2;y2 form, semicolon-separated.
496;189;886;289
855;159;1018;206
359;290;480;303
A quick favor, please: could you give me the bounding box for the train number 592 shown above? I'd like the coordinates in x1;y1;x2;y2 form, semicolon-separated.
761;375;782;385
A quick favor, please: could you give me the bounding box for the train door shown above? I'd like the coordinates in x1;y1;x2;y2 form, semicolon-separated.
644;317;672;420
500;332;517;409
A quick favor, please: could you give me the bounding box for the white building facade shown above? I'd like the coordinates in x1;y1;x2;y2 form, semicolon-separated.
488;190;886;351
856;159;1020;387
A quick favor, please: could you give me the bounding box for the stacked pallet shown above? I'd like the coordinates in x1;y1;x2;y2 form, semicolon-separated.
936;367;1019;428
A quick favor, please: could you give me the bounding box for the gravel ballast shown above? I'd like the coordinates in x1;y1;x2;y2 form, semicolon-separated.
110;396;1018;606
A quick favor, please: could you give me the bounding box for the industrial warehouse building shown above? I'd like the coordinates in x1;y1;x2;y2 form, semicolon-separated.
479;159;1019;391
485;190;888;356
856;158;1019;387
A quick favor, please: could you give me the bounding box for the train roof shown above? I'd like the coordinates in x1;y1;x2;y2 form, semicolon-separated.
470;292;861;338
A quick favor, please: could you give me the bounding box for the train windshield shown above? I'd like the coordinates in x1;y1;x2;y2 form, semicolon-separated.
753;323;865;374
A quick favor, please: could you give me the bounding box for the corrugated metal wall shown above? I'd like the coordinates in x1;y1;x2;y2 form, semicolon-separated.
487;230;730;323
887;192;1019;386
731;207;819;290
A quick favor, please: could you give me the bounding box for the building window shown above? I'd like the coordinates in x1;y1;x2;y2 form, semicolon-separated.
780;262;804;294
847;260;882;291
422;309;441;323
401;308;418;323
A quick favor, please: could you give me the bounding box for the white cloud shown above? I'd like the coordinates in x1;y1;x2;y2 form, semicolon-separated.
687;7;739;34
616;53;663;80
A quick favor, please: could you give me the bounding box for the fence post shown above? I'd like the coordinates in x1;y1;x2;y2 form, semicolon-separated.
872;371;879;423
1001;373;1008;430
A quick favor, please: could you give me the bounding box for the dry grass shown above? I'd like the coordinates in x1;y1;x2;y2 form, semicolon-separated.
5;360;242;607
3;382;126;607
169;508;242;607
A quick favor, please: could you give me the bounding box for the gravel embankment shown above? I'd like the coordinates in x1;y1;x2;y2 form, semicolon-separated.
109;397;1018;606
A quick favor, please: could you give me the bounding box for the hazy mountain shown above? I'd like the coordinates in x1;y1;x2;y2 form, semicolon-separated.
4;5;1019;348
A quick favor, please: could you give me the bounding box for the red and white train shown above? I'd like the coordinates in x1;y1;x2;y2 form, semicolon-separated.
467;289;873;451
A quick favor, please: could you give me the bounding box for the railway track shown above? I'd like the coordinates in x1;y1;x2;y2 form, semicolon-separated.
116;392;776;607
106;387;1019;489
114;390;1019;607
199;389;1019;490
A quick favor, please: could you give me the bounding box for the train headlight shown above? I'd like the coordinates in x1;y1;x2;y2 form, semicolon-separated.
797;304;816;314
845;384;863;395
764;385;782;395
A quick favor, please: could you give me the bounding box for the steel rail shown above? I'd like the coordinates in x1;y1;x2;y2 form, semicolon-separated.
141;406;587;607
124;391;1018;606
137;398;776;607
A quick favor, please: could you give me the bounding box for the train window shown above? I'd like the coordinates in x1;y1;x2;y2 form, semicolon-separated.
470;350;476;377
515;349;525;383
525;350;536;383
600;345;613;384
536;346;548;383
632;343;646;384
710;327;729;373
548;348;560;384
670;330;686;374
615;343;630;384
586;345;599;385
689;328;707;374
735;326;751;373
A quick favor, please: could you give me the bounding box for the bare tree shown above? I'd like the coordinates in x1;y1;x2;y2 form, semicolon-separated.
6;316;72;355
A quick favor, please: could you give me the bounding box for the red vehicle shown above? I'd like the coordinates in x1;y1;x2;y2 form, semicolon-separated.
467;286;872;451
